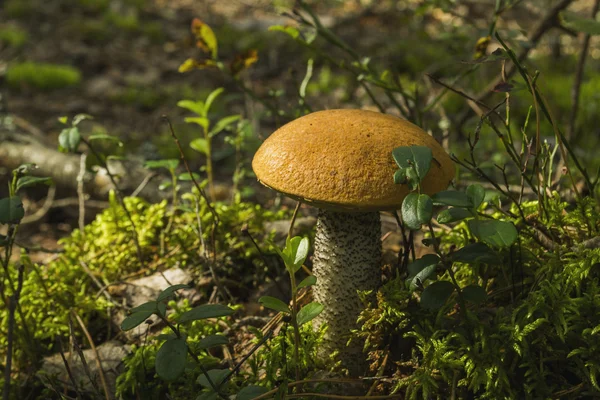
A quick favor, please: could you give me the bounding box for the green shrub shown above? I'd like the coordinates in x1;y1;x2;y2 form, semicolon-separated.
6;62;82;91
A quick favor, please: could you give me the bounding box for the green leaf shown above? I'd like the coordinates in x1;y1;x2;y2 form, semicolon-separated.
198;334;229;349
401;193;433;230
462;285;487;304
466;184;485;209
208;115;241;137
237;386;269;400
268;25;300;39
178;304;234;323
190;138;209;155
296;302;323;326
0;197;24;224
271;242;291;267
185;117;210;130
15;176;53;193
436;207;473;224
406;254;440;291
204;87;224;114
468;220;518;248
431;191;473;207
144;159;179;171
15;164;37;175
392;146;433;184
129;301;158;313
159;181;172;190
393;168;408;185
197;369;230;388
178;172;202;181
157;284;190;302
157;302;167;318
177;99;205;116
121;309;155;331
88;133;122;145
196;393;218;400
560;11;600;35
451;243;500;264
259;296;290;314
285;236;309;273
420;281;455;310
58;127;81;153
297;275;317;290
72;113;93;126
155;338;188;381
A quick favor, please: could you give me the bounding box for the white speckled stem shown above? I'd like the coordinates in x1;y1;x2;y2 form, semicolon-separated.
312;209;381;376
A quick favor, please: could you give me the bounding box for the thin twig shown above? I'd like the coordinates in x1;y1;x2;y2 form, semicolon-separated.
55;338;84;400
77;153;87;234
288;201;302;240
457;0;575;128
131;172;157;198
80;137;145;267
71;310;111;400
21;185;56;224
2;264;24;400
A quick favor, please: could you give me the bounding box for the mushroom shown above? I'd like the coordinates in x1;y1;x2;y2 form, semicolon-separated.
252;109;454;375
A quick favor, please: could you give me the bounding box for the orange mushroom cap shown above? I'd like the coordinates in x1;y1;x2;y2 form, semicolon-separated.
252;109;454;211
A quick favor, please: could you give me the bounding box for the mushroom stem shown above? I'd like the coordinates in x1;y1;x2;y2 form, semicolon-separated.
312;209;381;376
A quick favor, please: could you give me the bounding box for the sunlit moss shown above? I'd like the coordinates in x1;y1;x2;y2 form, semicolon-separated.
6;62;81;91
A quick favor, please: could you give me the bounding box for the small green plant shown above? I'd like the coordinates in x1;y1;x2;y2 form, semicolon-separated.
120;285;234;386
178;87;240;201
6;62;81;91
393;145;515;312
1;165;52;399
259;236;323;381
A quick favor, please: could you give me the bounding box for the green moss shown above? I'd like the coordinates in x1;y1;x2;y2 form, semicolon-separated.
357;194;600;398
110;86;166;110
104;10;139;32
1;193;284;374
0;26;28;48
6;62;81;91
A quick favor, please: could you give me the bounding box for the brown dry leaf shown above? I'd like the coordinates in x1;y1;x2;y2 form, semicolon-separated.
191;18;218;59
230;49;259;76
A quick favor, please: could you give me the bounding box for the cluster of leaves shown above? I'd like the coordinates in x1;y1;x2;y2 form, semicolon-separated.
394;146;517;310
356;148;600;398
116;236;328;399
179;18;258;77
116;287;265;400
